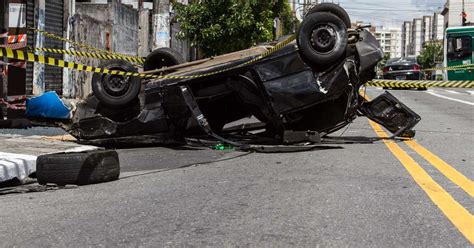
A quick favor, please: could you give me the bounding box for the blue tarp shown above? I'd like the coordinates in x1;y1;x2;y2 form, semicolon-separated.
26;91;71;119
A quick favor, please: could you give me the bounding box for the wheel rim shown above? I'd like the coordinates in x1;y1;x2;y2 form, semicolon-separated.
310;23;340;54
102;67;131;97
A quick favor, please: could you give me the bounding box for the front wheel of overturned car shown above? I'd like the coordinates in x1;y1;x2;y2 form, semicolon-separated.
36;150;120;186
297;12;348;72
92;59;141;107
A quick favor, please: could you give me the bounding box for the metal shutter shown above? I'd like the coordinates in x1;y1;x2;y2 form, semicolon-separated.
44;0;63;94
25;0;34;95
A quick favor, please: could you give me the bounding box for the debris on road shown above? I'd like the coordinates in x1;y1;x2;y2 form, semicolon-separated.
0;134;100;184
36;150;120;186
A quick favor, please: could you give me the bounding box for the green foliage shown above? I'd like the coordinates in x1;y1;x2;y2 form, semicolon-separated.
417;41;443;70
377;53;391;74
173;0;296;56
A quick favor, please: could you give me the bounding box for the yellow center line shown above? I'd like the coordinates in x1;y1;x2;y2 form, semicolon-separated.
359;91;474;243
405;140;474;197
368;120;474;244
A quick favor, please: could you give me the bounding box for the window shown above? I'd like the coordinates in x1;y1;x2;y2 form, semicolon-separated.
447;36;472;62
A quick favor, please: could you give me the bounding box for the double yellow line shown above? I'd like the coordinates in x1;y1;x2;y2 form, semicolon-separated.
363;94;474;244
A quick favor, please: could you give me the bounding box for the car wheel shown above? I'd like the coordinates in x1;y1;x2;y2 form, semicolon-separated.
297;12;348;72
36;150;120;186
305;3;351;28
144;47;185;71
91;59;141;107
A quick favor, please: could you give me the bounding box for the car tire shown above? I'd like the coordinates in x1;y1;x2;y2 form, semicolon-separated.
144;47;185;71
305;3;351;28
297;12;348;72
36;150;120;186
91;59;141;107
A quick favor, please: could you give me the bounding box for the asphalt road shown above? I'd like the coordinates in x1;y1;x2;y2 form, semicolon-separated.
0;87;472;247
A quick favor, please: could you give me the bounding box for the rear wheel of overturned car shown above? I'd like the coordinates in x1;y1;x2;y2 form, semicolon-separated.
144;47;185;71
92;59;141;107
305;3;351;28
297;12;348;72
36;150;120;186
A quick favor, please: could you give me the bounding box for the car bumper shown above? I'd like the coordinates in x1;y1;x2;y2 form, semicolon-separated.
383;71;422;80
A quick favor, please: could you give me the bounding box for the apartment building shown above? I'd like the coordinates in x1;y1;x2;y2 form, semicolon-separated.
374;26;403;58
432;12;445;40
401;11;446;57
411;18;423;56
422;16;432;43
401;21;413;57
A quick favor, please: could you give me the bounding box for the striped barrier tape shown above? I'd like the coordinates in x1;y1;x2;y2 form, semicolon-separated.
423;64;474;71
31;47;145;64
29;28;145;63
366;80;474;89
25;28;474;72
0;35;297;80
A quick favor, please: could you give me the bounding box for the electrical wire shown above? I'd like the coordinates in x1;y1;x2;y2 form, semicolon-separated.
119;151;254;180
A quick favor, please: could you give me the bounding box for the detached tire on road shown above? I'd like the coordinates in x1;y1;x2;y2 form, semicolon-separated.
144;47;185;71
297;12;348;72
91;59;141;107
36;150;120;186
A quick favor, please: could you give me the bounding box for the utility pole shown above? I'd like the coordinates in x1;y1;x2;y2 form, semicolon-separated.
152;0;171;49
462;0;467;26
0;1;8;119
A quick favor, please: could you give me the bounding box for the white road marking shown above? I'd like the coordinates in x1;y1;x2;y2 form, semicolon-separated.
467;90;474;96
444;90;464;95
427;90;474;106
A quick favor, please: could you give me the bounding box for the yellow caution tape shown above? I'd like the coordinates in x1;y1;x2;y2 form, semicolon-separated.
31;47;145;64
366;80;474;88
29;28;145;62
0;35;296;80
423;64;474;71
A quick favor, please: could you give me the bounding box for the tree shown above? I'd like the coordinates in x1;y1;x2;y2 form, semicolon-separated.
376;53;391;76
417;41;443;73
173;0;296;57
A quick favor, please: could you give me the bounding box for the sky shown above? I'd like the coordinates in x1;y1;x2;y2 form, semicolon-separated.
304;0;446;27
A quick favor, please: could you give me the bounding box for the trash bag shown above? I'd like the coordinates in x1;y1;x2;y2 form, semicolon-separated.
26;91;71;120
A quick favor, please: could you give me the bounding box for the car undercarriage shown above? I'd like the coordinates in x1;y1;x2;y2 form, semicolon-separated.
61;3;421;150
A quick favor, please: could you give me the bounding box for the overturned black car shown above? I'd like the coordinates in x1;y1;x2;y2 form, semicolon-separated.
65;4;420;148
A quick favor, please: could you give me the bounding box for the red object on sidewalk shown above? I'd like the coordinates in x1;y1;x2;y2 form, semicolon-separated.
0;95;28;110
0;60;26;69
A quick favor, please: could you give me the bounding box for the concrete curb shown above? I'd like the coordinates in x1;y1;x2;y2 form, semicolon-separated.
0;135;100;183
0;152;37;183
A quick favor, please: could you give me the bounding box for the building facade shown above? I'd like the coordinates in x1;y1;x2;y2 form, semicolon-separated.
432;12;445;40
401;21;412;57
422;16;432;43
374;26;402;59
442;0;474;28
401;11;445;58
411;18;423;56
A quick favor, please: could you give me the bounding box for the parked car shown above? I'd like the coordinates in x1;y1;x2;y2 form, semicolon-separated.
382;57;423;80
64;3;420;148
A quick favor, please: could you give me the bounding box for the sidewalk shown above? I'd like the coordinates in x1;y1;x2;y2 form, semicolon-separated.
0;133;99;183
